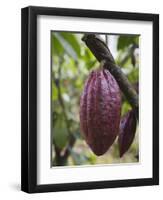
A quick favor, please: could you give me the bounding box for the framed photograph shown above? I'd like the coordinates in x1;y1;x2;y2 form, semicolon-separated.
21;6;159;193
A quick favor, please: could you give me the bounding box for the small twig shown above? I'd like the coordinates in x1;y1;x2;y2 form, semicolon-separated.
119;44;138;67
82;34;139;119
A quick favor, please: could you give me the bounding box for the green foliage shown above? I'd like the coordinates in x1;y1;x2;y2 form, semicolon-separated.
51;32;139;166
52;82;58;101
117;35;139;50
53;117;68;149
60;32;81;57
51;33;64;55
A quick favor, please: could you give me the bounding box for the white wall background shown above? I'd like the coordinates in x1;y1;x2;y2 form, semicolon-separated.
0;0;162;199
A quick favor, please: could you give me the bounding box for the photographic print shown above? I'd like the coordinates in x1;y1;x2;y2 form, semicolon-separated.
51;32;139;167
21;6;159;193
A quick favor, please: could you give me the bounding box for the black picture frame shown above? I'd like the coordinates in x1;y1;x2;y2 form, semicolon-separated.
21;6;159;193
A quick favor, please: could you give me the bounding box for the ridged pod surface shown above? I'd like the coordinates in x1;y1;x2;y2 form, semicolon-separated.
80;68;121;156
118;110;137;157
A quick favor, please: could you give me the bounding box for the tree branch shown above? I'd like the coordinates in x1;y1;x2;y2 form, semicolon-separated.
82;34;139;118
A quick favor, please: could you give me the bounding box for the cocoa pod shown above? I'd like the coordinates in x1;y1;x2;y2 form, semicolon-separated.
118;110;137;157
80;68;121;156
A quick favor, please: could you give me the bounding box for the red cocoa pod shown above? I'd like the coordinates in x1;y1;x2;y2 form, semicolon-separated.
118;110;137;157
80;68;121;156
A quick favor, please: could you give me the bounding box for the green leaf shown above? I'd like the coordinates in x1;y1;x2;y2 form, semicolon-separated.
134;37;139;46
52;82;58;101
82;48;97;69
54;33;78;61
127;67;139;83
121;101;132;116
51;33;64;55
117;36;139;50
86;153;97;164
60;32;81;57
53;118;68;149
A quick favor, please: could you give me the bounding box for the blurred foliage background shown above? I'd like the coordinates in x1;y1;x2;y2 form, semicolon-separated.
51;32;139;166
